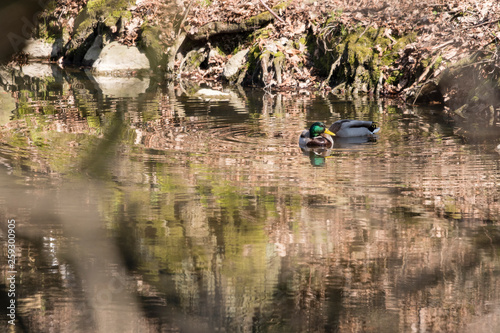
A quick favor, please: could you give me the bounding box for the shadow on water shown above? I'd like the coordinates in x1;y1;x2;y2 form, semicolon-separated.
0;66;500;332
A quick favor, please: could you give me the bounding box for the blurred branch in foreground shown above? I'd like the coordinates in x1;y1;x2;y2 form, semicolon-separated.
0;0;44;64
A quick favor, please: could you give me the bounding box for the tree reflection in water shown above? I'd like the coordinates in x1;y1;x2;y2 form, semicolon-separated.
0;71;499;332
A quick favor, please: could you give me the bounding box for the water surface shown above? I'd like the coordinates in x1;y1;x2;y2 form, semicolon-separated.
0;68;500;332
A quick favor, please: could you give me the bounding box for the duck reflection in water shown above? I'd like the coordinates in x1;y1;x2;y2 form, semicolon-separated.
299;120;380;166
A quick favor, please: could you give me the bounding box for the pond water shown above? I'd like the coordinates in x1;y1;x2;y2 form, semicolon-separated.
1;67;500;332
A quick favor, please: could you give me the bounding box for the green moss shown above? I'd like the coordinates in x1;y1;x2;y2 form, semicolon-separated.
73;8;92;36
246;11;273;26
250;28;272;41
247;43;263;72
112;9;131;20
292;37;306;50
34;0;64;41
444;198;462;220
393;32;417;49
69;0;132;63
325;9;343;25
270;0;291;14
347;40;372;65
139;25;164;68
273;51;285;59
189;52;204;67
433;55;443;70
258;49;270;61
84;0;129;25
87;116;101;128
331;27;415;90
215;46;226;56
246;0;291;26
386;70;402;85
44;0;57;12
87;0;106;10
43;105;56;116
421;58;430;68
232;45;243;55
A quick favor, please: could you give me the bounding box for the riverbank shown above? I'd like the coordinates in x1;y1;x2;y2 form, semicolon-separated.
5;0;500;123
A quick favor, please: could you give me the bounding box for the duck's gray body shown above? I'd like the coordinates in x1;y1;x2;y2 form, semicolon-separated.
329;120;380;137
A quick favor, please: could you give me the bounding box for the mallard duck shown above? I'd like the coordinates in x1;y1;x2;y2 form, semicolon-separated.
328;119;380;137
299;122;336;148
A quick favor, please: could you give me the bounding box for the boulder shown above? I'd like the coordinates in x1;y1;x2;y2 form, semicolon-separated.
23;38;63;59
222;49;249;81
138;25;164;69
83;35;103;66
92;42;150;73
181;47;208;72
0;68;14;87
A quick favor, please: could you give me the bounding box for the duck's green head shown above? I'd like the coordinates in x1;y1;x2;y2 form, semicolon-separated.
309;122;335;138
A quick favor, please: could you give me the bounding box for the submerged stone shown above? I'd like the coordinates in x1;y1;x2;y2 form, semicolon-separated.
0;87;15;125
17;63;63;81
194;88;231;101
86;71;150;98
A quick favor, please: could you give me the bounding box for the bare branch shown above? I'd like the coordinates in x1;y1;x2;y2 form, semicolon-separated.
258;0;285;23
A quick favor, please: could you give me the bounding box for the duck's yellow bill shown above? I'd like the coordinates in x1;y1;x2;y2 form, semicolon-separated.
324;129;335;136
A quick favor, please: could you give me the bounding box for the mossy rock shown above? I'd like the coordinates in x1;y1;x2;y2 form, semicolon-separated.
243;40;291;87
246;0;290;26
181;48;208;72
190;0;292;40
32;1;65;42
223;49;249;83
308;23;416;94
139;25;165;69
74;0;129;37
66;0;131;64
86;0;129;20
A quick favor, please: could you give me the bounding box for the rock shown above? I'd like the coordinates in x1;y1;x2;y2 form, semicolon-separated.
92;42;150;73
222;48;249;82
0;86;15;125
0;68;14;87
86;71;150;98
18;63;62;79
23;38;63;59
138;25;164;69
83;35;103;66
453;104;468;119
194;88;231;101
181;47;208;72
